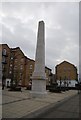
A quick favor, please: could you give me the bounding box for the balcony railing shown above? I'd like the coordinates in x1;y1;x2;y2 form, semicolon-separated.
2;51;8;57
2;60;7;64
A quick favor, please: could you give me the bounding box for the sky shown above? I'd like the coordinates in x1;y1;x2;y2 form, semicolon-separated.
0;1;79;74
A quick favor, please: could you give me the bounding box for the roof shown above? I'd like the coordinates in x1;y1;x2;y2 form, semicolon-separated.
27;57;35;62
2;44;10;49
11;47;25;56
11;47;20;50
1;44;52;71
56;60;77;68
45;66;52;71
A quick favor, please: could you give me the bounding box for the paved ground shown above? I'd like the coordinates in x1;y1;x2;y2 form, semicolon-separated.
35;94;79;118
0;86;2;119
1;87;79;118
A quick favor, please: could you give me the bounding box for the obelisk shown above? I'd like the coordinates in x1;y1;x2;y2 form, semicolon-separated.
31;21;47;97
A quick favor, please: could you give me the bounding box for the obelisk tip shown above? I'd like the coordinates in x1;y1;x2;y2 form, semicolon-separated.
39;20;44;24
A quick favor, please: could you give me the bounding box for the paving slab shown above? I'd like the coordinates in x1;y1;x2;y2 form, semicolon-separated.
35;94;79;118
2;88;78;118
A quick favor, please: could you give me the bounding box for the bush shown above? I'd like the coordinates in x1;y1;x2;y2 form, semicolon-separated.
9;86;21;91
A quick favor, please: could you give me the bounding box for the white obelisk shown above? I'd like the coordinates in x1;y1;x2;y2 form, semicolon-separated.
31;21;47;97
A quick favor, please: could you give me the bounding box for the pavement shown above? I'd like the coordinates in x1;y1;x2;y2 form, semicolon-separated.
34;94;79;118
1;87;79;118
0;86;2;119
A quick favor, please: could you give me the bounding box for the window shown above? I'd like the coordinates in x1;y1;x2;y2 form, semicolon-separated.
69;81;71;84
30;65;33;69
11;57;13;60
2;65;4;69
10;64;12;67
14;66;17;70
14;74;16;77
30;73;32;76
21;58;24;62
15;59;17;63
9;71;12;74
2;56;6;63
49;70;51;74
10;53;14;60
20;65;23;69
20;73;22;80
3;49;7;55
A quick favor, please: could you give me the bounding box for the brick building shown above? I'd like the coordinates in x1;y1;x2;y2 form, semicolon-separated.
26;58;52;87
55;61;78;80
0;45;2;81
26;58;35;87
55;61;78;87
1;44;52;87
45;67;52;85
1;44;11;86
9;47;26;86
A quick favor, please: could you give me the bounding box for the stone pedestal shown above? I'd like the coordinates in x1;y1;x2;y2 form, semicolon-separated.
31;21;47;97
30;79;47;98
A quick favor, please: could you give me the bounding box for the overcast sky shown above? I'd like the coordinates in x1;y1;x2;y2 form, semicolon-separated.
0;1;79;73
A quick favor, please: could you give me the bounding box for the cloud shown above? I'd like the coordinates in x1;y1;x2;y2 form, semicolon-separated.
1;2;79;73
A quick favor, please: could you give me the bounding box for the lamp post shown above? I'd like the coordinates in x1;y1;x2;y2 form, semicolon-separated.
77;77;81;94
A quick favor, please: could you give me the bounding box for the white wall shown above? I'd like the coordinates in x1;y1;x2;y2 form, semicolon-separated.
57;80;78;87
5;79;11;87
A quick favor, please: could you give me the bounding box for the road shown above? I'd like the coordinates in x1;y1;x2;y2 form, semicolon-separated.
36;93;80;118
